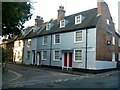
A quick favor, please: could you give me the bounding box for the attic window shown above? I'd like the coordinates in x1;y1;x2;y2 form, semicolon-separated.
46;23;51;30
60;19;65;28
75;15;82;24
27;39;31;48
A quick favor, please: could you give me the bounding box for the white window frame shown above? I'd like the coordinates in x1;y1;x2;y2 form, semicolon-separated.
46;23;51;30
53;50;60;61
74;49;83;62
60;19;65;28
27;39;31;48
119;53;120;61
42;51;47;60
112;52;115;61
107;19;110;25
112;36;115;45
42;36;47;45
75;15;82;25
54;34;60;44
74;31;83;43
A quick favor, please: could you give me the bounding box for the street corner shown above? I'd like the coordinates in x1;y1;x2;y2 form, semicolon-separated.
2;69;23;84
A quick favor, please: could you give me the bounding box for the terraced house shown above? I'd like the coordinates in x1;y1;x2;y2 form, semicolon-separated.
23;0;120;70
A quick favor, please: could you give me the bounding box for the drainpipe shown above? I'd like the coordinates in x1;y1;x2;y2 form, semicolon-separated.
49;34;52;66
85;29;88;69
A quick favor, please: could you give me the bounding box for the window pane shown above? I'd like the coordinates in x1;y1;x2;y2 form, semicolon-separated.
43;36;47;45
112;36;115;45
43;51;47;59
76;31;82;42
55;51;60;60
55;34;60;44
60;20;65;28
46;23;50;30
75;50;82;61
27;39;31;47
75;15;82;24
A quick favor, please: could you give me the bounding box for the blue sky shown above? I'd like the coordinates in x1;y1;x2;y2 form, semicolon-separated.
24;0;119;31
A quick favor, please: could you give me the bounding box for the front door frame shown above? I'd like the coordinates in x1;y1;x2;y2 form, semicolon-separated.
37;52;41;66
62;52;73;70
32;50;36;65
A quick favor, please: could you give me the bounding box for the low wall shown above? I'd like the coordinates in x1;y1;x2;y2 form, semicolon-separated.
95;61;117;70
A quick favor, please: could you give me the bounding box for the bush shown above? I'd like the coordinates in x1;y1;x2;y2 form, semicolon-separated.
1;47;8;72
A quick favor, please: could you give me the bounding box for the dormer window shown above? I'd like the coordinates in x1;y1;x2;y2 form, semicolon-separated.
75;15;82;24
46;23;51;30
60;19;65;28
107;19;110;25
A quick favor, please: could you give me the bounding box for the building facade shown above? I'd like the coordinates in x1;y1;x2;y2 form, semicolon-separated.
23;0;119;70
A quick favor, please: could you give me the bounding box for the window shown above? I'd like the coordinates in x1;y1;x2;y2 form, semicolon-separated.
43;36;47;45
112;52;115;61
119;53;120;61
112;36;115;45
27;39;31;48
54;34;60;44
74;50;82;62
107;19;110;25
42;51;47;60
54;50;60;61
119;39;120;47
18;41;21;47
75;31;82;42
46;23;51;30
27;51;30;60
75;15;82;24
60;20;65;28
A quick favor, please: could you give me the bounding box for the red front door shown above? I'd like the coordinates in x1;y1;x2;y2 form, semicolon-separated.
69;53;72;67
64;53;67;66
64;53;72;67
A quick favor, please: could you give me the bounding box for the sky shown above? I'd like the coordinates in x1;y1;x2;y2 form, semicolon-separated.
24;0;119;31
0;0;119;44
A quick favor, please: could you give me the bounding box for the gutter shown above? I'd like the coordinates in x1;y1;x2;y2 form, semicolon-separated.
85;29;88;69
49;34;52;66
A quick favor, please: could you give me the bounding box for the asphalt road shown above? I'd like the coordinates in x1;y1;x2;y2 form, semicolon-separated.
2;63;120;89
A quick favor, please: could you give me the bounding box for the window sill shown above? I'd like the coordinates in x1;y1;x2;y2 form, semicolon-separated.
74;61;82;63
74;41;83;43
75;22;81;25
54;43;60;45
42;59;47;61
53;59;60;62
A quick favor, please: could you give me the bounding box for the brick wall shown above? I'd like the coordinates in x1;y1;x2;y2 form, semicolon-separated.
96;1;119;61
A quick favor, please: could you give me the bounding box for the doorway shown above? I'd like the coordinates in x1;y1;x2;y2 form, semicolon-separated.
63;52;72;70
32;50;35;65
37;52;41;66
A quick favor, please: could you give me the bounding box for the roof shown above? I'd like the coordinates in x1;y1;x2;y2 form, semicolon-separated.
25;8;101;39
37;8;100;37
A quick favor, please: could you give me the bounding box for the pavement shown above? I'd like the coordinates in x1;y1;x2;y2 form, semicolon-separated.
2;62;120;89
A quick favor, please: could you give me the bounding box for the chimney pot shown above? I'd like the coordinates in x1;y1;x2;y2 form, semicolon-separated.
35;16;44;27
57;5;65;24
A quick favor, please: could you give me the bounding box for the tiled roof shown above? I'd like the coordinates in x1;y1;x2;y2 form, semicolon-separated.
37;8;100;36
25;8;101;39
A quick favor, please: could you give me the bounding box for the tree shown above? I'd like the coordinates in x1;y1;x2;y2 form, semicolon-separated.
1;47;8;72
2;2;33;35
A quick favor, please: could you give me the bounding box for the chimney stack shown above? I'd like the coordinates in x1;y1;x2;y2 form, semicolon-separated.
118;1;120;34
35;16;44;27
57;5;65;24
97;0;104;15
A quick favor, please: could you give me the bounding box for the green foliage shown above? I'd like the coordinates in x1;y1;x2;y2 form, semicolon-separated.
2;2;33;35
2;47;8;63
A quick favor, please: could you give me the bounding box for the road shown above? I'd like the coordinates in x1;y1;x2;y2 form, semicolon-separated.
2;63;120;89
